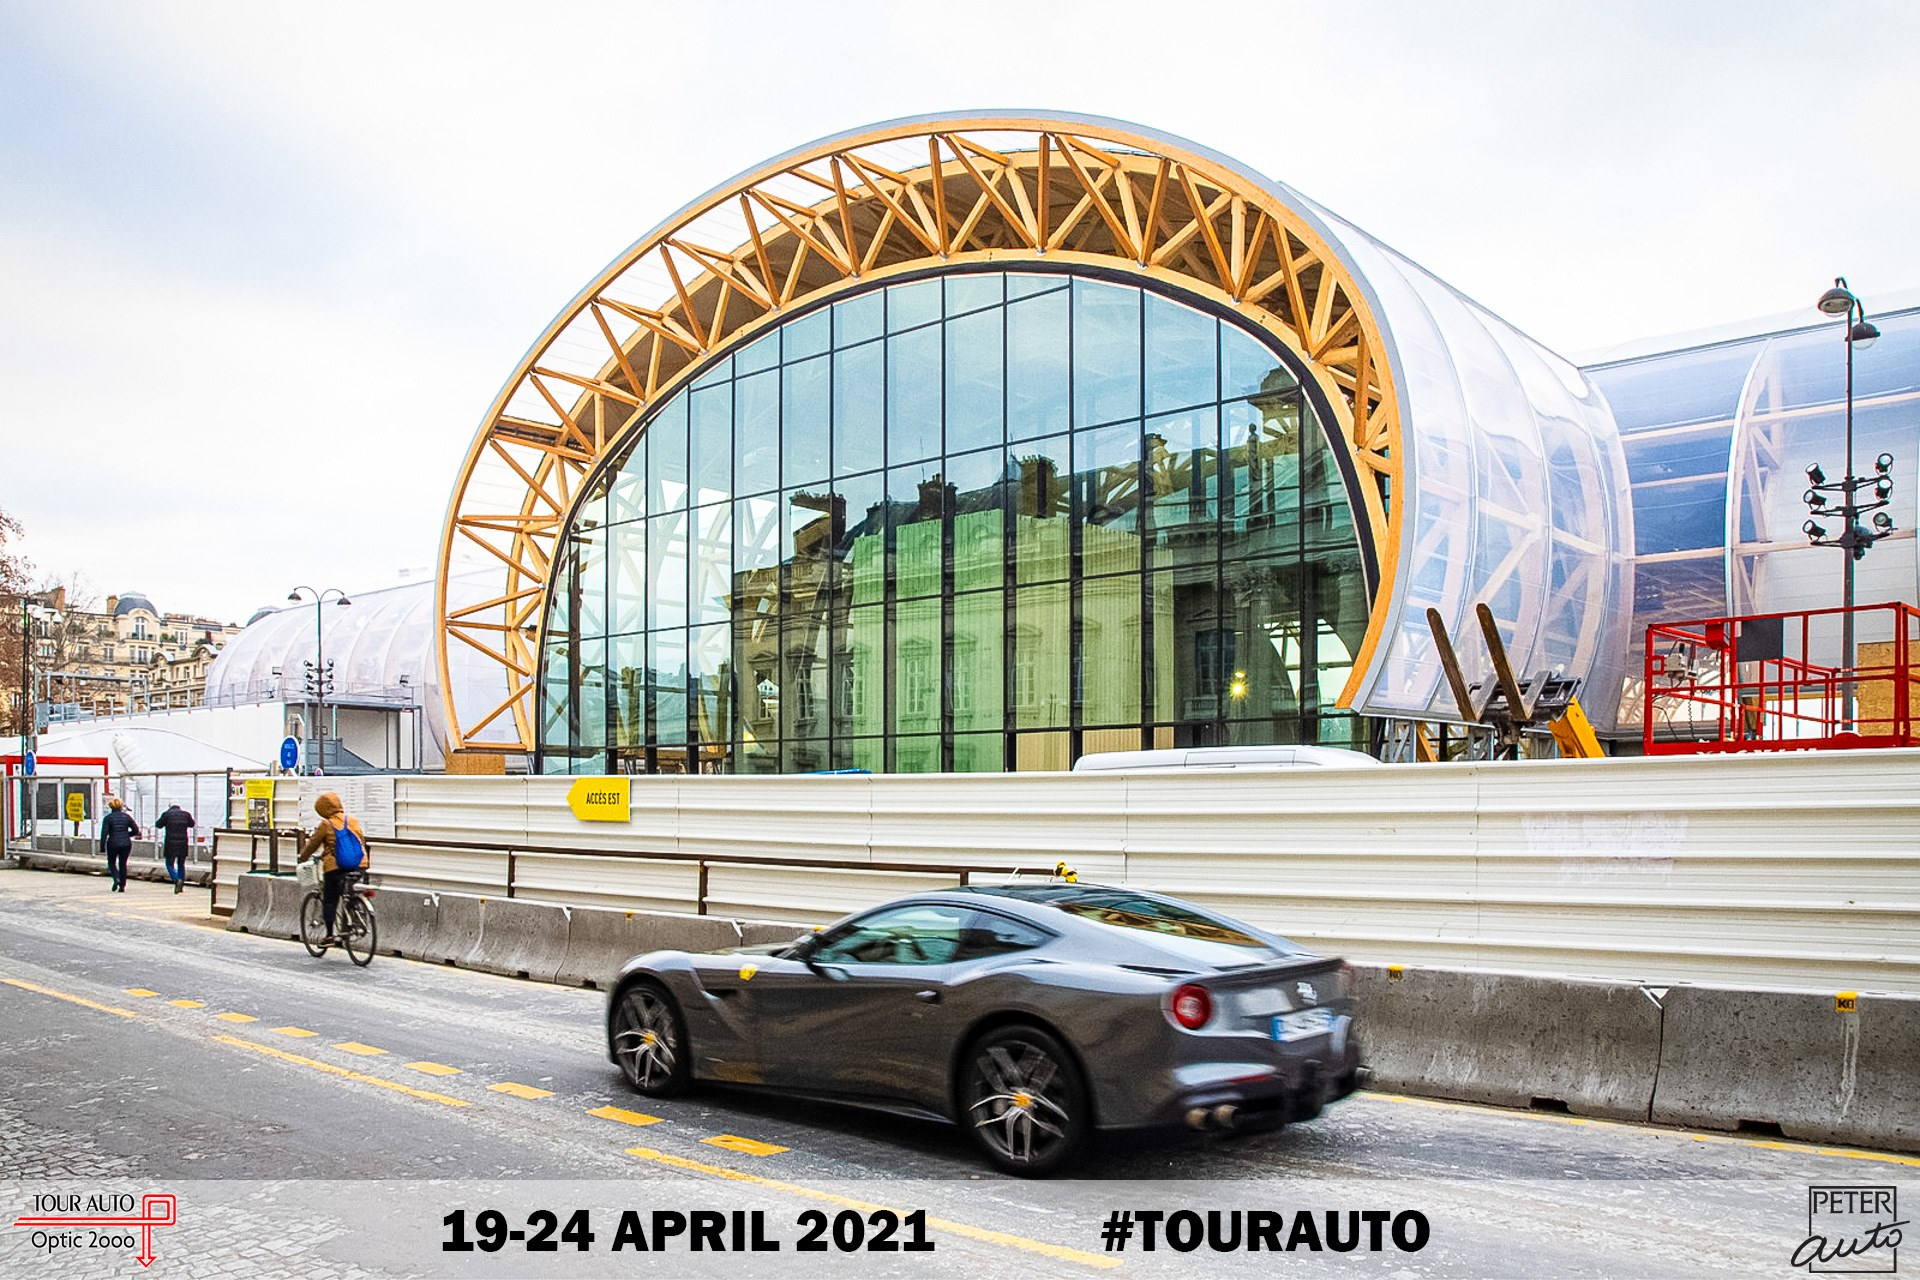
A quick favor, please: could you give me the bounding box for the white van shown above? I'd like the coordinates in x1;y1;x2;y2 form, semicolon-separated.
1070;744;1381;773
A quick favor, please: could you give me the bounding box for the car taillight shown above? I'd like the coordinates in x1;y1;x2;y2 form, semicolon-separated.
1169;983;1212;1030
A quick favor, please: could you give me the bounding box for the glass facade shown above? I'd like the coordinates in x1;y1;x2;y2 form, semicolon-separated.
537;269;1369;774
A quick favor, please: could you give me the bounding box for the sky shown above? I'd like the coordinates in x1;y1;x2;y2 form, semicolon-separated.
2;0;1916;625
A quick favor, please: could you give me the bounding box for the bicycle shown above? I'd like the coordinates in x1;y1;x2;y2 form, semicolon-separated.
300;869;377;967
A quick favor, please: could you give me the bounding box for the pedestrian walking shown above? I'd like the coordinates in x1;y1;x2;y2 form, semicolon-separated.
100;797;140;892
153;802;196;894
296;792;371;945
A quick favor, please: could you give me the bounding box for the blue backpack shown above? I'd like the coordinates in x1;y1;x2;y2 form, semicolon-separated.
333;822;365;870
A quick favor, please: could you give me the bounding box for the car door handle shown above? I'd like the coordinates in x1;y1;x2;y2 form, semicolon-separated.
915;990;940;1004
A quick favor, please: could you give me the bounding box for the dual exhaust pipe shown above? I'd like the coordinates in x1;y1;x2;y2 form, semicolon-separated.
1184;1104;1239;1131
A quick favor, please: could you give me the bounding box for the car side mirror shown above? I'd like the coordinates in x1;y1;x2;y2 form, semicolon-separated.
785;933;821;963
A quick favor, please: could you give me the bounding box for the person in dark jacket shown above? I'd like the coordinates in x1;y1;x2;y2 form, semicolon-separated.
100;797;140;892
153;803;196;894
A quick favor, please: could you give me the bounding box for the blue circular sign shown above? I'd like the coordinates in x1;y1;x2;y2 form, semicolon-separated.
279;736;300;770
20;752;33;777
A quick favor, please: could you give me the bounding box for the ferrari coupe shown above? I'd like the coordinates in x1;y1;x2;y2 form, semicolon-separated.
604;882;1362;1175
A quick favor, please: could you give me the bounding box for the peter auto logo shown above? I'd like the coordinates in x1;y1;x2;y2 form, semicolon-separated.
1794;1186;1904;1273
14;1191;177;1268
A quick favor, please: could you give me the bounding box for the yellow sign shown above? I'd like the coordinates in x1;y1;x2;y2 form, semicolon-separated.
1836;992;1858;1013
244;779;275;800
566;777;631;822
65;792;86;822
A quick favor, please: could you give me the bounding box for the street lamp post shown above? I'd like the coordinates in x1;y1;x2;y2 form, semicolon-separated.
1802;277;1892;733
286;587;351;773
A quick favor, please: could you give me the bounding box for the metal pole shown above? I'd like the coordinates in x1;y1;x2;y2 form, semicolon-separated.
315;597;325;774
1842;313;1857;731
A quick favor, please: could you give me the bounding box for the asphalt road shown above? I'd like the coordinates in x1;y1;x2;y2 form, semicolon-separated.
0;866;1911;1279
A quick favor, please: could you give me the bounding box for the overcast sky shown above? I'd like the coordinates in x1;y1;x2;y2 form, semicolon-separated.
3;0;1916;624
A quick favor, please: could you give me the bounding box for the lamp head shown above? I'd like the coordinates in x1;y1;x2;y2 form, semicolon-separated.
1851;319;1880;348
1806;463;1827;486
1873;512;1894;532
1877;452;1895;474
336;596;352;607
1804;489;1825;510
1803;519;1827;539
286;590;302;602
1817;279;1855;316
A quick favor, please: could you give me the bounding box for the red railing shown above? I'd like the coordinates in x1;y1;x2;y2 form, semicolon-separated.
1644;603;1919;754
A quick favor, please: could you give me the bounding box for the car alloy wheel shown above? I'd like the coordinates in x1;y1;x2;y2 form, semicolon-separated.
962;1026;1088;1176
612;982;689;1096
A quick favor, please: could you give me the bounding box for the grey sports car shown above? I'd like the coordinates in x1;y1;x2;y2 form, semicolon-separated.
603;882;1362;1175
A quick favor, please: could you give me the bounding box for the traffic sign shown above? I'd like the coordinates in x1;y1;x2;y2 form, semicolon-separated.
20;751;33;776
65;792;85;823
280;736;300;771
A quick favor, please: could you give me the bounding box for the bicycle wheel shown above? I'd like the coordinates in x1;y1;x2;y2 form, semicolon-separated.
342;893;377;967
299;891;330;957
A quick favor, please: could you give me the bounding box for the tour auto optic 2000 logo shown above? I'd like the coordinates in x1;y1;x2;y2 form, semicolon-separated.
14;1192;177;1268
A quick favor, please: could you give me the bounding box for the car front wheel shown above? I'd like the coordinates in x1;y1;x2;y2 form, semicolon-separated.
611;980;691;1096
961;1025;1089;1176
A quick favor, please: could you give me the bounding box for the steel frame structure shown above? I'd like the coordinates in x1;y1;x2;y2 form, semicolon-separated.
436;114;1403;754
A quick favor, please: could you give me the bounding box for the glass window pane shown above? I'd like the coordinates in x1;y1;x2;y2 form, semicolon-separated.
945;273;1003;316
576;528;607;638
1146;407;1218;572
1223;397;1301;559
610;520;646;636
1013;583;1069;728
735;329;779;375
888;325;942;464
1073;279;1140;426
834;341;885;477
1007;288;1069;441
610;632;646;748
1079;574;1141;724
577;638;607;752
647;397;689;513
1080;419;1143;553
647;510;688;630
650;629;688;745
890;462;946;600
1014;730;1070;770
782;355;830;488
609;437;646;524
1007;273;1066;301
1221;326;1292;402
888;278;942;332
835;292;884;346
1145;293;1216;414
844;602;886;739
735;368;779;497
948;448;1006;593
784;488;835;563
893;597;941;738
781;574;831;745
689;381;732;506
945;307;1004;455
784;307;831;361
952;589;1003;733
735;493;781;576
951;732;1004;773
893;734;942;775
839;471;887;604
1013;434;1070;584
690;502;732;625
690;621;730;767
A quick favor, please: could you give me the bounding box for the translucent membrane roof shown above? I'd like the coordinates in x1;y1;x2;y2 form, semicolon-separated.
1587;301;1920;728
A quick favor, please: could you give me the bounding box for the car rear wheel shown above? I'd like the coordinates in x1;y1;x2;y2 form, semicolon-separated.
961;1025;1088;1176
611;981;690;1096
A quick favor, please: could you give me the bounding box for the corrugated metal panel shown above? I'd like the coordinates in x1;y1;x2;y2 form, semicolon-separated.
369;750;1919;994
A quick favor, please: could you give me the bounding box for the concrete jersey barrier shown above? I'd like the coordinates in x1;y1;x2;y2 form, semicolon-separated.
470;897;572;983
369;888;440;961
1353;964;1663;1121
1651;985;1920;1153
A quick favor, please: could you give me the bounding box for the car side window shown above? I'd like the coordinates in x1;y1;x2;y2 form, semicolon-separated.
810;904;972;965
954;910;1051;960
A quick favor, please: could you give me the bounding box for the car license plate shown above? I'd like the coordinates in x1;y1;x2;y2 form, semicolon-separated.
1272;1008;1334;1042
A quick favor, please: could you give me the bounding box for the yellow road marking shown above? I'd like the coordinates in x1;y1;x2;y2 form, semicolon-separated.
1368;1092;1920;1167
125;988;160;997
1;977;137;1019
489;1082;554;1100
213;1036;470;1107
703;1135;788;1156
588;1105;663;1127
624;1147;1118;1269
405;1061;461;1077
271;1026;317;1038
334;1042;388;1057
168;999;206;1008
215;1012;257;1023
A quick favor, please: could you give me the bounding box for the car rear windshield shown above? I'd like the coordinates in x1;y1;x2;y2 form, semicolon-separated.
1041;891;1271;949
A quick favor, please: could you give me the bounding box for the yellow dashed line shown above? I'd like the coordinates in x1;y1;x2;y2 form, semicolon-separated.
624;1146;1118;1269
125;988;159;998
215;1012;257;1023
1;977;137;1019
213;1036;470;1107
587;1105;663;1127
334;1042;388;1057
1369;1092;1920;1167
167;999;205;1009
703;1135;788;1157
271;1026;317;1038
489;1082;554;1100
405;1061;461;1077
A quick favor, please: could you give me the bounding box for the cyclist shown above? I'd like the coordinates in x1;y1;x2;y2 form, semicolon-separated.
296;792;372;945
